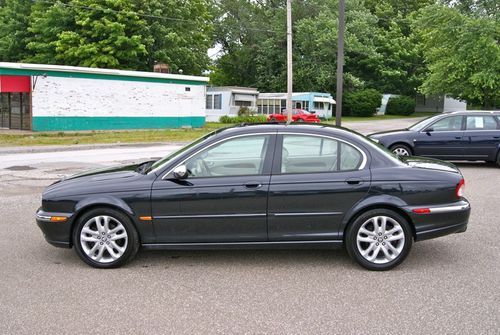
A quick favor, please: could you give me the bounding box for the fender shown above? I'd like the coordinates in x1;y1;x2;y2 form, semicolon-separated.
73;195;135;218
340;194;409;233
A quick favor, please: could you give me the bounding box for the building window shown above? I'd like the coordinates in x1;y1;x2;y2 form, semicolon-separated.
206;94;213;109
314;102;324;109
214;94;222;109
235;100;252;107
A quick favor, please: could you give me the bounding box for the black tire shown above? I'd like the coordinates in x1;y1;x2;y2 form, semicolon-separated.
390;143;412;156
73;207;140;269
496;151;500;167
345;209;413;271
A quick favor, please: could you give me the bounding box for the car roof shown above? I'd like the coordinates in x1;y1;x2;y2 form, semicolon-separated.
443;110;500;115
213;122;364;140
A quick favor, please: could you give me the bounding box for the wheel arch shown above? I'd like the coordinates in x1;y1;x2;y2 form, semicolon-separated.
69;198;139;247
341;200;417;242
388;141;414;154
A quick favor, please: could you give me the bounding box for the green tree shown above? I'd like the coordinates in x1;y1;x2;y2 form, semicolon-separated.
415;5;500;108
26;0;148;69
0;0;32;62
140;0;213;74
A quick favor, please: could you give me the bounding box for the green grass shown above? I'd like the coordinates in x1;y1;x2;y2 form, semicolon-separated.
0;113;436;147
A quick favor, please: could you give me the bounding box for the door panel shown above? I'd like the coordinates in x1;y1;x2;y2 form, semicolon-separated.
151;176;270;242
413;115;466;158
268;170;370;241
268;133;370;241
151;133;276;243
463;115;500;160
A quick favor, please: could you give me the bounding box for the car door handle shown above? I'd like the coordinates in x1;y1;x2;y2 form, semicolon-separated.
455;136;462;139
345;178;363;185
245;182;262;189
493;136;500;139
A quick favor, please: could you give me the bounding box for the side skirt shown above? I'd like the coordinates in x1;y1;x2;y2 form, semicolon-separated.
141;240;344;251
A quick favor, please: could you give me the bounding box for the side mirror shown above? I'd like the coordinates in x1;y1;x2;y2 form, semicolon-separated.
425;128;434;134
172;165;188;179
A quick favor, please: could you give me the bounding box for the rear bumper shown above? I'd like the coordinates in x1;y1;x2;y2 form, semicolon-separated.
36;209;73;248
403;200;471;241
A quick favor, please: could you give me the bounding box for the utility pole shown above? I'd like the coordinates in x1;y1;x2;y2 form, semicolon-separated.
335;0;345;127
286;0;293;124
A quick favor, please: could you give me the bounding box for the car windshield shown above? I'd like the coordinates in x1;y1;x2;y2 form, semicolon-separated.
147;130;220;173
408;114;443;131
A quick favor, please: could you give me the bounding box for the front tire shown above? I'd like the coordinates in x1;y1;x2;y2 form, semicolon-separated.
73;208;139;268
346;209;412;271
390;144;412;156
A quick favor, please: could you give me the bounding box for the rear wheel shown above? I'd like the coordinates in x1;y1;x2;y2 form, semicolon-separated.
496;151;500;167
390;144;412;156
346;209;412;271
73;208;139;268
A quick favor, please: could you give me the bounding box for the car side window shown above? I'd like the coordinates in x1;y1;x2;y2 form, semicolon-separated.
281;135;363;173
428;116;463;131
185;135;270;178
466;116;498;130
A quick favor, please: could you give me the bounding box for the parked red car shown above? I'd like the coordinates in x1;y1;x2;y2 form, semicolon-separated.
267;109;321;123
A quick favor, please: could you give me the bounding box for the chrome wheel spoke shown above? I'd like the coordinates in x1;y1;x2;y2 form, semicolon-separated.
80;215;128;264
356;215;405;264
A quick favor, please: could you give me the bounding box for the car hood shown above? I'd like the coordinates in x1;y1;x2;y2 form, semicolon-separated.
402;156;460;173
368;129;412;138
44;163;150;197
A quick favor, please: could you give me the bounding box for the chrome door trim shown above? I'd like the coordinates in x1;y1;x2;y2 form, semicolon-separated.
154;213;267;219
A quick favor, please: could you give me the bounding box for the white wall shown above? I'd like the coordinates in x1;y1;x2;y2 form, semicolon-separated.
32;76;206;118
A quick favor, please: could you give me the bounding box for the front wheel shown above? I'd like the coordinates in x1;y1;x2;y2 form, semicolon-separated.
390;144;412;156
73;208;139;268
346;209;412;271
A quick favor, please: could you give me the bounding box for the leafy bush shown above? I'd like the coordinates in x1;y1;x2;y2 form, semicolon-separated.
385;96;416;115
342;89;382;117
219;114;267;124
237;106;251;116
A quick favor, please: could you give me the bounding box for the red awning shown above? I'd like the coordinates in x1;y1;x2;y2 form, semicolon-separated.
0;75;31;93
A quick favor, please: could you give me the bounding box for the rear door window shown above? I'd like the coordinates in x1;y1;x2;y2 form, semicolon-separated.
466;116;499;130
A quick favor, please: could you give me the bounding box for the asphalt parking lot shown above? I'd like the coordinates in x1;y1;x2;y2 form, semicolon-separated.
0;120;499;334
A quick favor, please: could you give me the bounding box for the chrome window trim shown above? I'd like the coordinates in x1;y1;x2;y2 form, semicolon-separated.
272;211;342;217
161;132;275;180
154;213;266;219
278;132;368;170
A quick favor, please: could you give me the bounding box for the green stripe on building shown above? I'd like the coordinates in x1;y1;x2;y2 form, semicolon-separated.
32;116;205;131
0;68;207;85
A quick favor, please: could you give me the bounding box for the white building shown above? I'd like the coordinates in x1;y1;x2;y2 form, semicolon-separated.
257;92;335;118
0;62;208;131
205;86;259;122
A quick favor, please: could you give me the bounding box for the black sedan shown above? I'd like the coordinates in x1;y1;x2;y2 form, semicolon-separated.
369;111;500;165
36;124;470;270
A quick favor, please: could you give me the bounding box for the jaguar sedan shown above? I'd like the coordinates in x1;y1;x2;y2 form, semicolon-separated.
369;111;500;166
36;124;470;270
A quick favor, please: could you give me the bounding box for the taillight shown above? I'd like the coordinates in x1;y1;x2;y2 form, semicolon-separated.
456;178;465;198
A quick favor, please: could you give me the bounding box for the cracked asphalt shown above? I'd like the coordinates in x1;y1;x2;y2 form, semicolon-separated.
0;118;499;334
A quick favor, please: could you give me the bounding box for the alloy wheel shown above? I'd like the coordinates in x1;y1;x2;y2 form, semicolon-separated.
80;215;128;263
392;147;410;156
356;216;405;264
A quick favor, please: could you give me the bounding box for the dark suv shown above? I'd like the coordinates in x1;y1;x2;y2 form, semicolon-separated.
369;111;500;165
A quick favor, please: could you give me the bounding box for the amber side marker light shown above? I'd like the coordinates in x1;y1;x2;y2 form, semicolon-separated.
139;216;153;222
50;216;68;222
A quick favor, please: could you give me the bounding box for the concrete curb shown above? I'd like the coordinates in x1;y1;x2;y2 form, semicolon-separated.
0;142;188;155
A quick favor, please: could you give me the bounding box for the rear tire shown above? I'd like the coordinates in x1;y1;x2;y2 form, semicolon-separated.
73;207;140;269
496;151;500;167
390;144;412;156
346;209;413;271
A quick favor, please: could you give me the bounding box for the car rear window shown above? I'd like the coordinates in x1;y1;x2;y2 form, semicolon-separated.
466;116;499;130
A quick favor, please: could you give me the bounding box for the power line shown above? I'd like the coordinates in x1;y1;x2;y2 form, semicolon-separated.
33;0;278;34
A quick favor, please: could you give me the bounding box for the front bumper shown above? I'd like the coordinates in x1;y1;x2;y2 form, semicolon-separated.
403;200;471;241
36;209;73;248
